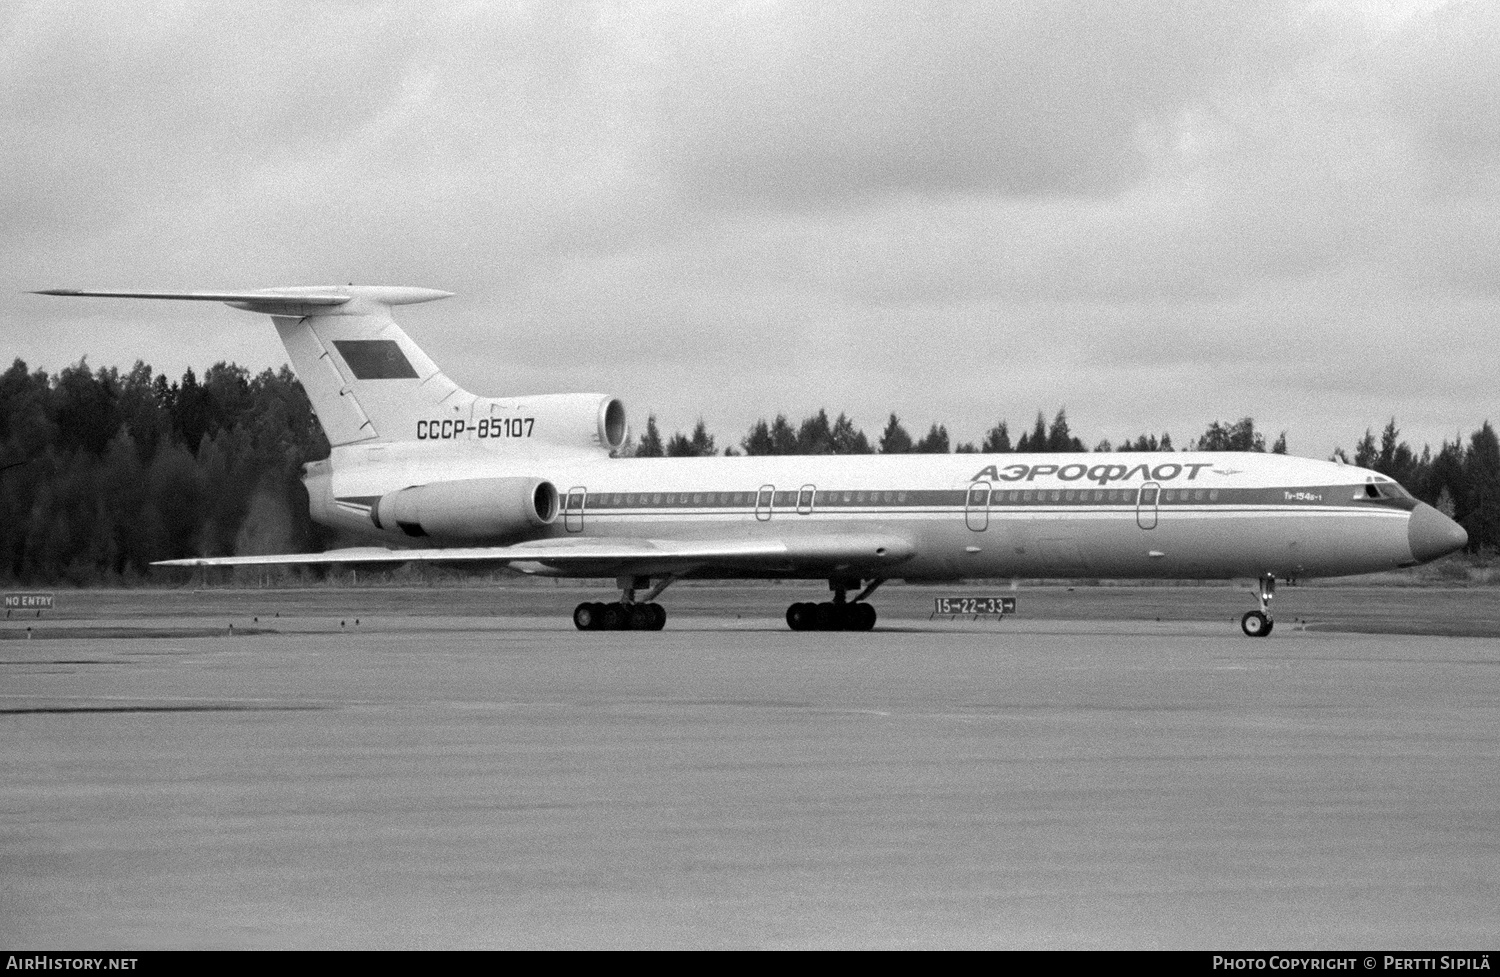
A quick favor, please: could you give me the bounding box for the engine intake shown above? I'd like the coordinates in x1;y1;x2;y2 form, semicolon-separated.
475;393;627;453
372;476;558;541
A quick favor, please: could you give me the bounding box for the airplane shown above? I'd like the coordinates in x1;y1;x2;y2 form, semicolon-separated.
38;286;1469;636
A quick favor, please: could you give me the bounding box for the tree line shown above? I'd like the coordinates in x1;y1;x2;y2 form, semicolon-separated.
632;408;1269;458
1;357;1494;585
0;358;329;585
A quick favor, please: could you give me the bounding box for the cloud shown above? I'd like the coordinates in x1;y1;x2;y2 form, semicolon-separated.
649;0;1316;206
1377;0;1500;196
3;0;1497;460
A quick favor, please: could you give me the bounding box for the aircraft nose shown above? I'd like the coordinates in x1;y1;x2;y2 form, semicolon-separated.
1408;502;1468;564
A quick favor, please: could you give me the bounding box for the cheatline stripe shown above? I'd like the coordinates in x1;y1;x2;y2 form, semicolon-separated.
338;486;1415;513
538;509;1409;524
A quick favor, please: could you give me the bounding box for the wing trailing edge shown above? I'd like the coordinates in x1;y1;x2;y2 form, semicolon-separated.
152;534;916;576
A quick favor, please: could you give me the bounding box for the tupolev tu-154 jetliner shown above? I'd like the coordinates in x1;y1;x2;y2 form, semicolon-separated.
39;286;1469;636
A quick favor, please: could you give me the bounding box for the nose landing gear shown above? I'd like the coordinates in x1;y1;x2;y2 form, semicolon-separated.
1240;574;1276;637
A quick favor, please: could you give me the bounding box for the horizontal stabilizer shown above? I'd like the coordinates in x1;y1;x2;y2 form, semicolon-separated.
38;284;462;447
34;286;452;318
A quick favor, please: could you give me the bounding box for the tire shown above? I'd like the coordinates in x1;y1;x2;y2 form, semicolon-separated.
648;603;667;631
573;602;598;631
786;602;812;631
853;603;877;631
1240;610;1271;637
602;602;628;630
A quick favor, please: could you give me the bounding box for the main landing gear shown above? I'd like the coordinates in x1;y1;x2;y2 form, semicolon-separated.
786;579;882;632
1241;573;1276;638
574;575;671;631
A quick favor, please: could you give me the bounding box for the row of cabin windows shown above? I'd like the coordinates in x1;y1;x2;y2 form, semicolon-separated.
580;487;1226;508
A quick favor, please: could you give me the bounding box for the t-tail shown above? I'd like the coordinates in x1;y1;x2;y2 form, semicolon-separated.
35;287;626;452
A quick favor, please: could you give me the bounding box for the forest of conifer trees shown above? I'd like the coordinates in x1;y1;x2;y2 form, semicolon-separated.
2;357;1495;585
0;358;330;584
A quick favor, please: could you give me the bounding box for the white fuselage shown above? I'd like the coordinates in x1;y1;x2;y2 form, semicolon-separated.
308;442;1424;581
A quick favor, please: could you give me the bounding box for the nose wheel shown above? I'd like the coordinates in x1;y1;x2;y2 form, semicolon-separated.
1240;610;1272;637
1241;574;1276;637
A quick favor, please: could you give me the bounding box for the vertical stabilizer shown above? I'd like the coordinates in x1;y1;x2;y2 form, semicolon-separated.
36;286;466;446
267;289;471;446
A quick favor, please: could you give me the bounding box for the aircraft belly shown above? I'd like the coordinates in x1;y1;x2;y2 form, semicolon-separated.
1109;509;1410;579
928;509;1415;581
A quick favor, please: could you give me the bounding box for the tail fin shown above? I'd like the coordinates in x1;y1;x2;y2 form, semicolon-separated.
37;286;469;446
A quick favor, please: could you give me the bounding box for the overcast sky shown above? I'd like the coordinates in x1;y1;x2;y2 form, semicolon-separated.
3;0;1496;457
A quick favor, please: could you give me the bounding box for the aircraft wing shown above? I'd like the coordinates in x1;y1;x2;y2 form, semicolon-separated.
35;288;348;304
152;534;915;577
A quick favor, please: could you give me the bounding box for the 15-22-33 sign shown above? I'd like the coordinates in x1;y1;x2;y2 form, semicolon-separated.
933;596;1017;616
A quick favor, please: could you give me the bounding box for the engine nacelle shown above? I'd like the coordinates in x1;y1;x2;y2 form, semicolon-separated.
478;393;627;453
372;476;558;541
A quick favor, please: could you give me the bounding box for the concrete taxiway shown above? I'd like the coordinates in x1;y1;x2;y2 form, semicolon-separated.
2;588;1497;948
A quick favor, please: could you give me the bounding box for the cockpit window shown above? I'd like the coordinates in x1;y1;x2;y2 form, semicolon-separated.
1356;482;1414;501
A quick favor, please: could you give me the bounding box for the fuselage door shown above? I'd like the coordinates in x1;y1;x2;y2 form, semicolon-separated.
564;486;587;533
755;484;775;522
1136;481;1160;530
965;480;991;532
797;484;816;515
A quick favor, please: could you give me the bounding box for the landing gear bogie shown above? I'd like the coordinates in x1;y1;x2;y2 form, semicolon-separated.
573;600;666;631
786;600;876;632
786;578;883;632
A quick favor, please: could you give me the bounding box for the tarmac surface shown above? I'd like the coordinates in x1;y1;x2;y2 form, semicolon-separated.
2;585;1497;948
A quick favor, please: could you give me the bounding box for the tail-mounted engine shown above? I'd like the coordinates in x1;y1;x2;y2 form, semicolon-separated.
371;476;558;542
471;394;627;454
